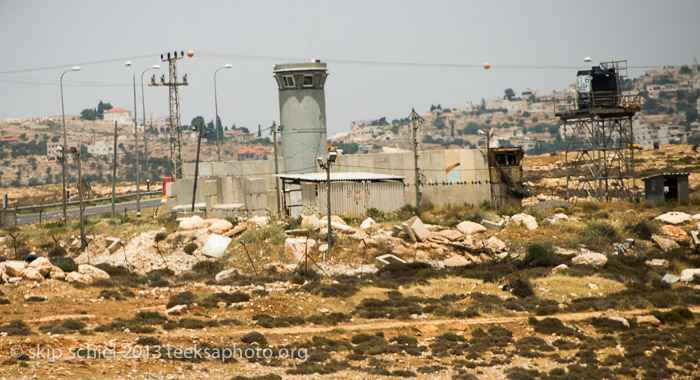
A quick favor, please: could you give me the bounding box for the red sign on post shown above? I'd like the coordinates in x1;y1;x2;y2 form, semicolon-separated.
162;177;174;197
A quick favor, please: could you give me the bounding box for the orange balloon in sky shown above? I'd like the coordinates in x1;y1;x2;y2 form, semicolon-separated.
187;50;194;58
482;62;491;70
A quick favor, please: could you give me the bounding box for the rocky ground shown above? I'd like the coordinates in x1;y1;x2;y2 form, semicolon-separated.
2;197;700;379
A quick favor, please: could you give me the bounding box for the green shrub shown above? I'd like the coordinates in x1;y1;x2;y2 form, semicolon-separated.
581;221;619;252
0;320;33;336
651;307;694;324
366;208;386;222
504;276;534;299
183;242;198;254
241;331;267;345
154;232;168;243
519;244;561;268
136;336;161;346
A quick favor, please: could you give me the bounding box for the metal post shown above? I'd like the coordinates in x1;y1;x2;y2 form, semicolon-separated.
141;65;159;192
214;70;221;162
486;131;494;207
60;71;69;221
325;160;332;263
272;121;281;216
127;62;141;217
76;150;85;251
191;121;204;212
411;108;421;214
112;121;118;218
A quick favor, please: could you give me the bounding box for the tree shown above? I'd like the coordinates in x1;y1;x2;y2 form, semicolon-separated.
334;141;359;154
679;65;692;75
191;116;205;128
80;108;99;120
504;88;516;101
686;108;699;124
257;124;261;137
97;101;112;115
462;121;481;135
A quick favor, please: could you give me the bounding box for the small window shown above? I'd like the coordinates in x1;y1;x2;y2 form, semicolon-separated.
283;76;295;88
303;75;313;86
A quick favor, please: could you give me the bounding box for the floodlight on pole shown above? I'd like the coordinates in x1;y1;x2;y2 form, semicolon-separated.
60;66;81;222
584;56;592;63
214;63;233;162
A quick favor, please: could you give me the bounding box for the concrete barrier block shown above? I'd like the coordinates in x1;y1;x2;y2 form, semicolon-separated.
375;254;407;268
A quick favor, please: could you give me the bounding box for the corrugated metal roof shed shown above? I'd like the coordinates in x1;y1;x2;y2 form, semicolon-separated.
641;172;690;180
276;172;405;183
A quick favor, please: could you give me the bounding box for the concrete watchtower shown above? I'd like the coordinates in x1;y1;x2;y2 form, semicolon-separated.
273;61;329;174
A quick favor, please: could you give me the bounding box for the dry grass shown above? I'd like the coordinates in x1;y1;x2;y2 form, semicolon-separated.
531;275;627;302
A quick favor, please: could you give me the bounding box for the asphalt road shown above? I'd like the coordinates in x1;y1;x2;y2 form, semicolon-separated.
2;198;164;226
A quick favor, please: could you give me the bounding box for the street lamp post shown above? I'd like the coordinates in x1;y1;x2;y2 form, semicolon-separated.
214;64;232;162
191;120;205;212
316;151;338;264
125;61;141;217
140;64;160;188
60;66;81;222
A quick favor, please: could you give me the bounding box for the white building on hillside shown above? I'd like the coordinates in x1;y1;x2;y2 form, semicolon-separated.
103;107;132;125
87;138;114;156
47;141;79;160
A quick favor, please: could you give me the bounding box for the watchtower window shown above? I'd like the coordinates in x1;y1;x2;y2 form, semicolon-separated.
303;75;313;87
283;76;295;88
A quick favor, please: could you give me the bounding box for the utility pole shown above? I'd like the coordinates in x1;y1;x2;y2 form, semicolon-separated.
150;51;191;179
191;120;205;212
111;121;118;218
272;121;281;216
141;64;160;190
60;66;81;221
411;108;422;214
126;61;141;217
325;159;331;262
317;152;337;263
72;148;85;251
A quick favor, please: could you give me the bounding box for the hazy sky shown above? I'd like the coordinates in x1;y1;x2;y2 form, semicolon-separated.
1;0;698;136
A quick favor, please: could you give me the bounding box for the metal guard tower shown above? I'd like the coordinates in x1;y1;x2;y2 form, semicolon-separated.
555;60;640;201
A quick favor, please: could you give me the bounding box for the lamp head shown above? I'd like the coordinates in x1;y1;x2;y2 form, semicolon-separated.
328;151;338;163
125;61;132;67
152;64;160;70
316;157;324;168
478;130;485;135
224;64;233;69
72;66;81;71
584;56;592;63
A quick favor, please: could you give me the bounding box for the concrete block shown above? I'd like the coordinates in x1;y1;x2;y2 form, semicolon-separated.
481;219;505;230
204;180;218;197
201;234;232;258
375;254;407;268
106;237;121;253
401;222;416;242
245;178;267;194
198;162;213;177
661;274;680;283
690;231;700;247
222;177;235;205
212;162;228;176
407;216;430;242
227;162;242;177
